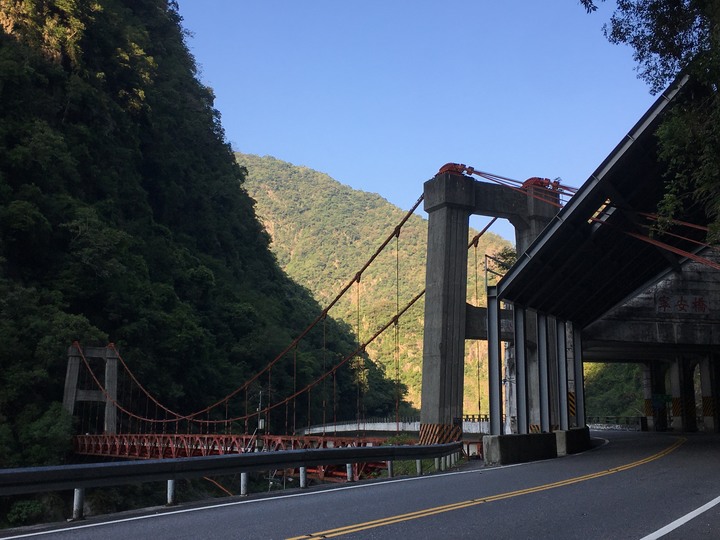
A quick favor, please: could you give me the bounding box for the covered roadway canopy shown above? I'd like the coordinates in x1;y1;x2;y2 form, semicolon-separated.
496;74;710;328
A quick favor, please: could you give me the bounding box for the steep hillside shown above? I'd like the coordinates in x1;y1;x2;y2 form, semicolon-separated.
0;0;397;482
239;153;512;408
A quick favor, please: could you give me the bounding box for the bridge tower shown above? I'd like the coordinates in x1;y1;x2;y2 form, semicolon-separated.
63;344;118;434
419;172;558;444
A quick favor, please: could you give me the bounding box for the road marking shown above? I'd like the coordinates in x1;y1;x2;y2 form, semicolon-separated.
639;494;720;540
288;437;686;539
1;466;488;539
1;436;676;540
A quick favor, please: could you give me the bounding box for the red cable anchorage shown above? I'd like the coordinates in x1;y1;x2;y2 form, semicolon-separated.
437;162;578;208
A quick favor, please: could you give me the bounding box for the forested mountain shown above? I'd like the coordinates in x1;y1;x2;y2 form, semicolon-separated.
238;153;512;409
584;363;644;417
0;0;400;487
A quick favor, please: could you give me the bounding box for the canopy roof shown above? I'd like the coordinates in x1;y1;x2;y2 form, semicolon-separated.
496;75;709;328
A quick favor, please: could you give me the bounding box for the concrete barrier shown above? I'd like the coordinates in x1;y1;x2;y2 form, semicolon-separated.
482;433;557;465
563;426;591;454
483;427;591;465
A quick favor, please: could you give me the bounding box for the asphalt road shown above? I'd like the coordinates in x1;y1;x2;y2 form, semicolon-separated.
3;431;720;539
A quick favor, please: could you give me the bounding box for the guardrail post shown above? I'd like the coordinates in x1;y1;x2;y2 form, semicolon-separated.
387;460;394;478
346;463;354;482
72;488;85;521
299;466;307;489
166;479;176;506
416;459;422;476
240;472;248;496
434;457;440;471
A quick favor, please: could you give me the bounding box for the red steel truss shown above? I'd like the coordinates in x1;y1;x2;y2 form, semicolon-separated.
74;433;386;460
74;433;390;481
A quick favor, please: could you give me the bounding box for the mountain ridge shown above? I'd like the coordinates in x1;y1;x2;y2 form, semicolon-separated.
238;152;512;408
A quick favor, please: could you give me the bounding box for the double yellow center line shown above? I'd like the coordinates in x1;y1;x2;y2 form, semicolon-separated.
288;437;686;539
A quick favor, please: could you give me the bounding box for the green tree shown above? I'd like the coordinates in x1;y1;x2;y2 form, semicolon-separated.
582;0;720;242
0;0;400;484
584;362;644;416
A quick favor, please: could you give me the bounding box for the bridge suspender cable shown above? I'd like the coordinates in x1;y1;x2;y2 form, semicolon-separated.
73;177;513;432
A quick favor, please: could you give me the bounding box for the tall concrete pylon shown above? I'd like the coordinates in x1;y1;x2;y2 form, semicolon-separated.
63;344;118;434
420;172;558;444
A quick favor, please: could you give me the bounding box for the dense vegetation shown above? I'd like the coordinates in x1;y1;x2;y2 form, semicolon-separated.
0;0;402;493
584;362;644;417
582;0;720;242
239;153;512;410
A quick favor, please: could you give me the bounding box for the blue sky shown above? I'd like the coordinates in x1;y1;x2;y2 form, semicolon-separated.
176;1;657;242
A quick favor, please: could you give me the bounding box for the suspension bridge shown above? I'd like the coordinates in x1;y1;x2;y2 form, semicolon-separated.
61;164;578;465
61;75;720;477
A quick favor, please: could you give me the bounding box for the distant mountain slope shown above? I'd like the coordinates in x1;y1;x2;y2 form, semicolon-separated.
239;153;511;407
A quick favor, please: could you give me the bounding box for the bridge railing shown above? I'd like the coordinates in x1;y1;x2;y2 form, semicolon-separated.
586;416;645;430
299;415;492;436
0;441;462;498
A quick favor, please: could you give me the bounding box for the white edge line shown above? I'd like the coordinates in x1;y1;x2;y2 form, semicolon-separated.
639;494;720;540
1;467;484;539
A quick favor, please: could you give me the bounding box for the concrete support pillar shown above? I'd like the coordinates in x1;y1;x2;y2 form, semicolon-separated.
547;316;560;430
488;286;503;435
700;357;716;432
300;466;307;489
420;173;475;444
641;363;655;431
63;350;81;415
537;313;550;432
514;305;528;434
504;343;516;434
669;359;683;431
572;326;586;426
650;361;669;431
526;312;541;432
104;348;118;435
667;357;701;432
556;319;569;431
679;358;698;432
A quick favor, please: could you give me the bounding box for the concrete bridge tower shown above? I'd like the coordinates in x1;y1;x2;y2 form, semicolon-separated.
419;171;558;444
63;344;118;434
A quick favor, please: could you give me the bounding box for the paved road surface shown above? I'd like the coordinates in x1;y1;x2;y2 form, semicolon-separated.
3;431;719;539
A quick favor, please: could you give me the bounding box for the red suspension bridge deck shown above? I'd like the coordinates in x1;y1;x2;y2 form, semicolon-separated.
74;433;387;460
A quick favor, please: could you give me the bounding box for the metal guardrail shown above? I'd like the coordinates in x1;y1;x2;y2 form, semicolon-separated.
0;442;462;497
586;416;643;425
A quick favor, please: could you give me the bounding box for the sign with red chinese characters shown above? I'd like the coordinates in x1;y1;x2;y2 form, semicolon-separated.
655;294;712;314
